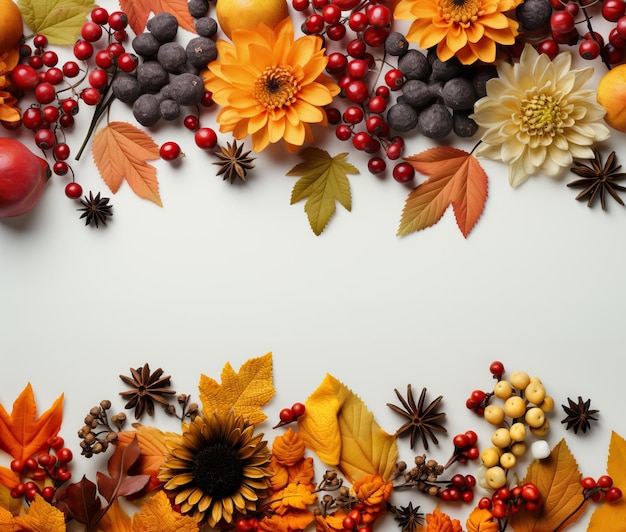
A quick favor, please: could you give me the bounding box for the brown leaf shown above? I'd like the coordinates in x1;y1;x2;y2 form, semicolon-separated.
56;476;102;528
92;122;162;206
118;0;196;35
510;439;586;532
398;146;488;238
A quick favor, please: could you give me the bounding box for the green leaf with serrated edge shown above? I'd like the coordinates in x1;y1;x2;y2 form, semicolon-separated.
288;148;358;236
18;0;96;44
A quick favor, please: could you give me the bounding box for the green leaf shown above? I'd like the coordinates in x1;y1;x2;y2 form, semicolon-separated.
18;0;96;44
287;148;358;236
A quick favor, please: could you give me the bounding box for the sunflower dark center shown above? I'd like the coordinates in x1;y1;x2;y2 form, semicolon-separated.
192;443;243;498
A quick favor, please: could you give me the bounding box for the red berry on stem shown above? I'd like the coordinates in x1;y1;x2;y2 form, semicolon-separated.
291;402;306;417
81;21;103;42
117;52;138;72
35;82;56;104
453;433;470;449
41;486;55;500
11;64;39;91
597;475;613;488
551;11;575;34
81;87;101;106
53;161;69;176
279;408;293;423
393;162;415;183
10;459;25;472
160;141;182;161
62;61;80;78
367;4;391;27
489;361;505;376
336;124;352;141
581;477;597;490
345;80;369;103
95;49;114;69
56;447;73;463
368;156;386;174
73;40;94;60
603;0;626;21
183;115;200;130
65;182;83;199
108;11;129;31
579;38;601;60
348;12;368;32
22;108;44;130
194;128;218;150
33;34;48;48
35;129;56;150
606;487;623;502
91;6;109;24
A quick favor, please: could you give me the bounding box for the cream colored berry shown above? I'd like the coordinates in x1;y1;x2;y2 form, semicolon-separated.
493;380;513;399
491;427;512;448
485;466;507;489
525;407;546;428
509;422;527;442
504;396;526;419
509;371;531;390
525;382;546;404
484;405;505;425
481;447;502;468
531;440;550;459
511;441;527;457
530;419;550;437
539;395;555;412
499;452;517;469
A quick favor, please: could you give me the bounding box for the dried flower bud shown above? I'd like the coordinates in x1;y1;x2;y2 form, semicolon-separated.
100;400;112;410
426;459;438;469
111;412;127;424
84;415;95;425
89;407;101;417
396;461;407;472
84;432;96;444
435;465;444;475
339;486;349;498
164;404;177;416
428;486;440;497
80;440;90;450
177;394;188;404
427;474;437;483
322;494;334;504
188;402;199;413
415;455;425;466
78;425;92;438
105;432;119;443
83;450;93;458
325;471;337;481
92;442;104;454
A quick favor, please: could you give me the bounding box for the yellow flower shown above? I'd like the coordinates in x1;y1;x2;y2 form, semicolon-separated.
426;507;464;532
394;0;522;64
203;17;339;152
158;411;272;527
466;507;499;532
471;44;611;187
0;46;20;124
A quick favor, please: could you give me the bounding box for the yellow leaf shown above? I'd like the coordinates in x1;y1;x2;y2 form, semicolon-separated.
270;483;317;514
92;122;162;206
298;374;397;483
272;428;306;467
288;148;358;236
0;485;21;517
510;439;586;532
466;508;498;532
18;0;96;44
587;432;626;531
198;353;275;424
135;490;199;531
260;510;315;532
97;499;133;532
13;495;65;531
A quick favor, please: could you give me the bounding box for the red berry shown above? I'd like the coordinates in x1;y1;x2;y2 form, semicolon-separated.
24;458;38;470
342;516;356;530
81;21;103;42
292;0;309;10
35;128;56;149
88;68;109;89
53;161;69;176
465;430;478;446
478;497;492;510
551;11;576;34
108;11;129;31
303;14;324;34
34;82;56;104
326;52;348;74
521;483;540;501
59;114;74;128
365;115;387;135
604;43;624;64
107;43;125;59
352;131;372;151
609;27;626;47
491;500;507;519
117;52;138;72
537;39;560;59
343;106;364;125
367;4;391;27
81;87;101;105
322;4;342;24
47;436;65;450
326;25;347;41
606;487;623;502
451;474;466;488
201;90;214;107
25;487;39;501
10;459;25;472
41;50;58;67
22;107;44;130
385;142;402;160
617;15;626;37
11;64;39;91
183;115;200;130
347;509;362;523
466;446;480;460
462;489;474;503
603;0;626;21
41;486;55;501
62;61;80;78
579;38;601;60
45;67;64;85
597;475;613;488
465;475;477;488
113;29;128;42
43;105;60;124
279;407;293;423
53;143;71;160
453;433;470;449
194;127;218;149
393;162;415;183
56;447;73;463
61;98;79;115
326;107;341;124
160;141;182;161
348;12;368;31
363;26;389;47
33;34;48;48
581;477;597;490
347;59;369;80
345;80;368;103
384;68;404;90
65;182;83;199
95;49;114;69
489;361;505;376
368;156;386;174
336;124;352;141
346;39;367;59
73;40;94;60
91;7;109;24
291;402;306;417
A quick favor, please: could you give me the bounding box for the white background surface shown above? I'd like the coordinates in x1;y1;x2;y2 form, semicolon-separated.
1;1;625;529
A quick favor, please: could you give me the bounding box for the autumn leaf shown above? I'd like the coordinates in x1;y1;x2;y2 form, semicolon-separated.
56;476;102;529
96;435;151;502
0;383;63;462
270;483;317;514
0;467;19;491
0;484;22;517
588;431;626;531
134;490;199;531
261;510;315;532
198;353;275;424
18;0;96;44
272;428;306;467
13;494;65;531
288;148;358;236
92;122;162;206
466;508;499;532
118;0;195;35
398;146;488;238
510;439;586;532
297;374;397;483
97;499;133;532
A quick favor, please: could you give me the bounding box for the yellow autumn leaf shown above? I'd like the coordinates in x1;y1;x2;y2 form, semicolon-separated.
18;0;96;45
298;374;398;483
270;483;317;514
0;506;18;532
261;510;315;532
510;439;586;532
97;499;133;532
13;495;65;531
587;431;626;531
0;485;21;518
134;490;199;531
466;508;499;532
198;353;275;424
272;428;306;467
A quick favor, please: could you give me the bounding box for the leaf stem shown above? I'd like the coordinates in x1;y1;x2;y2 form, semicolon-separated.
74;92;116;161
551;494;589;532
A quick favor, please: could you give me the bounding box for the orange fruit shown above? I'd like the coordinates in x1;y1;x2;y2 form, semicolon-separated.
215;0;289;39
597;64;626;133
0;0;24;53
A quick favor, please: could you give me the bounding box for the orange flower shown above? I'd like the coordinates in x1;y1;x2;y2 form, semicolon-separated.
394;0;522;64
0;47;21;123
203;17;339;152
352;474;393;523
425;507;464;532
466;508;498;532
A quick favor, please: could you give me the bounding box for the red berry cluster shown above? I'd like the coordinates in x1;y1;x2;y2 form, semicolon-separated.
440;473;477;503
465;388;490;416
235;516;261;531
449;430;480;463
274;402;307;428
9;436;72;503
581;475;623;502
159;112;219;161
341;508;372;532
477;483;542;519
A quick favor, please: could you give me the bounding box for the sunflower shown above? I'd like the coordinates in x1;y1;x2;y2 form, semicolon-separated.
394;0;522;65
158;410;272;527
0;47;20;124
202;17;340;152
471;44;611;187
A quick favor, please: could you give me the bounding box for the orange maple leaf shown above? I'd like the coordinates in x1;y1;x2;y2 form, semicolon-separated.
118;0;196;35
13;494;66;531
0;383;63;462
92;122;162;206
398;146;488;238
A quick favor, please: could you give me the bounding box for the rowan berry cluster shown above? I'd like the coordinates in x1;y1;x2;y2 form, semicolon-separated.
580;475;623;502
8;436;73;504
77;399;126;457
273;401;306;428
477;482;542;520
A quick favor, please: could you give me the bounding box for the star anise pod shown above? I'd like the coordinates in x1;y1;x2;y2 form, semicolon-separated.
561;396;599;434
119;363;177;419
213;140;255;183
77;191;113;228
567;149;626;210
387;385;447;450
394;501;424;532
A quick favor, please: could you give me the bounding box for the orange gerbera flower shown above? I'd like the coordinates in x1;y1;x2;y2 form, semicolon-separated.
394;0;523;64
203;18;340;152
0;47;20;124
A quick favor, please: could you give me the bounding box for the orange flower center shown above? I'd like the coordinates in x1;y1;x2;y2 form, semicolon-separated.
254;66;300;110
517;93;566;136
440;0;482;24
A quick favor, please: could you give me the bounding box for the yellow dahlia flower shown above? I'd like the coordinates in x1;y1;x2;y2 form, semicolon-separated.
158;410;272;527
471;45;611;187
203;17;340;152
0;47;20;124
394;0;522;64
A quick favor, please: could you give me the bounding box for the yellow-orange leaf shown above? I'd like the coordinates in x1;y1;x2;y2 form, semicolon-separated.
398;147;488;238
0;485;21;517
261;510;315;532
134;490;199;531
0;467;18;491
510;439;586;532
272;428;306;467
118;0;196;35
287;457;315;486
13;495;65;531
466;508;499;532
92;122;162;206
198;353;275;424
298;374;397;483
98;499;133;532
588;432;626;531
270;483;317;514
0;383;63;462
